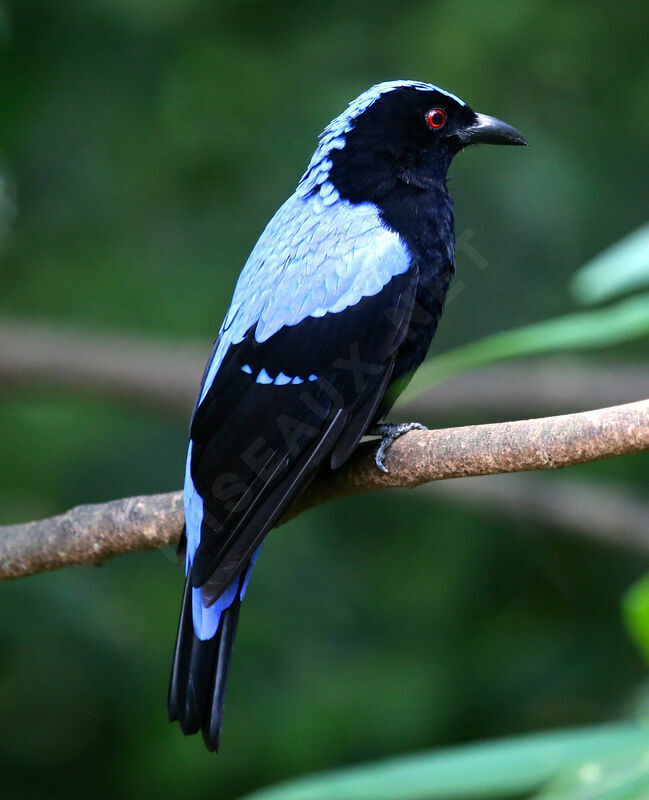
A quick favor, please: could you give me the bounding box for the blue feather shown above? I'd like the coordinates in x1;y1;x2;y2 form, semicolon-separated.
183;443;203;577
239;546;261;600
197;191;411;405
256;368;273;385
191;579;238;641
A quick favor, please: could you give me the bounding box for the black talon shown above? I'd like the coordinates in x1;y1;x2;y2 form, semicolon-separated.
370;422;428;473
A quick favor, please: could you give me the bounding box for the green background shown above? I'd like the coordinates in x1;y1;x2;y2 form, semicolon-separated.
1;1;648;798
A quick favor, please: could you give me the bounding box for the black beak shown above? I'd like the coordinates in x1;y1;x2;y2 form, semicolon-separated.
460;112;528;146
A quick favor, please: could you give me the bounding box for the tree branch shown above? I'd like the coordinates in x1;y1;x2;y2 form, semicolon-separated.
1;399;648;580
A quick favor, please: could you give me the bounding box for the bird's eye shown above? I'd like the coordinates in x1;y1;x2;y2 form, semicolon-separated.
426;108;447;129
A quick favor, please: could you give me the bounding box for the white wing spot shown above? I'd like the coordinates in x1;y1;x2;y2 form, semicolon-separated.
256;368;273;384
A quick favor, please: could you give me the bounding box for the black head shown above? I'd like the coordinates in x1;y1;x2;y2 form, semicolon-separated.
301;80;526;206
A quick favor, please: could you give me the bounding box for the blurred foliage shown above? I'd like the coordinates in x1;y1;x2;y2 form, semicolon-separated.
624;576;649;669
407;291;649;395
572;224;649;306
532;747;649;800
1;2;649;800
407;224;649;395
240;723;649;800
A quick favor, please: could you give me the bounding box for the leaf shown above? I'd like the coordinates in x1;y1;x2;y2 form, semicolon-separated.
403;293;649;401
238;724;649;800
571;224;649;306
623;573;649;667
533;751;649;800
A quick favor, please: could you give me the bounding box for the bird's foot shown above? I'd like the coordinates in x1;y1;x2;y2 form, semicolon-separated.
369;422;428;474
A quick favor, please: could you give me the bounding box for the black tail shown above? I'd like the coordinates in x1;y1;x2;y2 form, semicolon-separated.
168;577;242;752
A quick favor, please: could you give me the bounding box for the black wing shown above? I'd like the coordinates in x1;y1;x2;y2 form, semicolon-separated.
189;267;418;602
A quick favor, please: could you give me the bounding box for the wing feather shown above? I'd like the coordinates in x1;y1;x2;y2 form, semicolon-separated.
185;191;417;620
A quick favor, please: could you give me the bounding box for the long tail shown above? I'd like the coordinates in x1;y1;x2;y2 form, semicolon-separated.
168;575;242;752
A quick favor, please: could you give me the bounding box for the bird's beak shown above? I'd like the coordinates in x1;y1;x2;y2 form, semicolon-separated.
460;112;528;147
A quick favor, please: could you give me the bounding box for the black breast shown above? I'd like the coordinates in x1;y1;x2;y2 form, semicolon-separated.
377;181;456;411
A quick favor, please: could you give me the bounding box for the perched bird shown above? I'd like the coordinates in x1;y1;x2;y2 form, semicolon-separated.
168;80;526;751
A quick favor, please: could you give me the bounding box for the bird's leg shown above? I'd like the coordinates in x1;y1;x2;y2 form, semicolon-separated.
368;422;428;474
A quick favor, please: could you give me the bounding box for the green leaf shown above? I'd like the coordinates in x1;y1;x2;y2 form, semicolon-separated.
571;224;649;306
403;293;649;401
623;573;649;667
238;724;649;800
533;750;649;800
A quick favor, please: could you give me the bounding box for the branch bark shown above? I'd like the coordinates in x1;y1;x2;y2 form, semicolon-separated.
1;399;648;580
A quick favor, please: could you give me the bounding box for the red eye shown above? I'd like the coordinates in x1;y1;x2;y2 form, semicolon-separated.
426;108;447;129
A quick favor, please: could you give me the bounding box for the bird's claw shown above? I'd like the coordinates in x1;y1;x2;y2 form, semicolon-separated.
370;422;428;474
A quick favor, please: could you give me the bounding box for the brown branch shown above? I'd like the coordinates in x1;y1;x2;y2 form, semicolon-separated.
0;493;185;579
1;399;648;580
2;316;648;417
284;398;649;519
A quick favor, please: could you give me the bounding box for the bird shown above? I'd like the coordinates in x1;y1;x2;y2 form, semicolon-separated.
168;79;527;751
